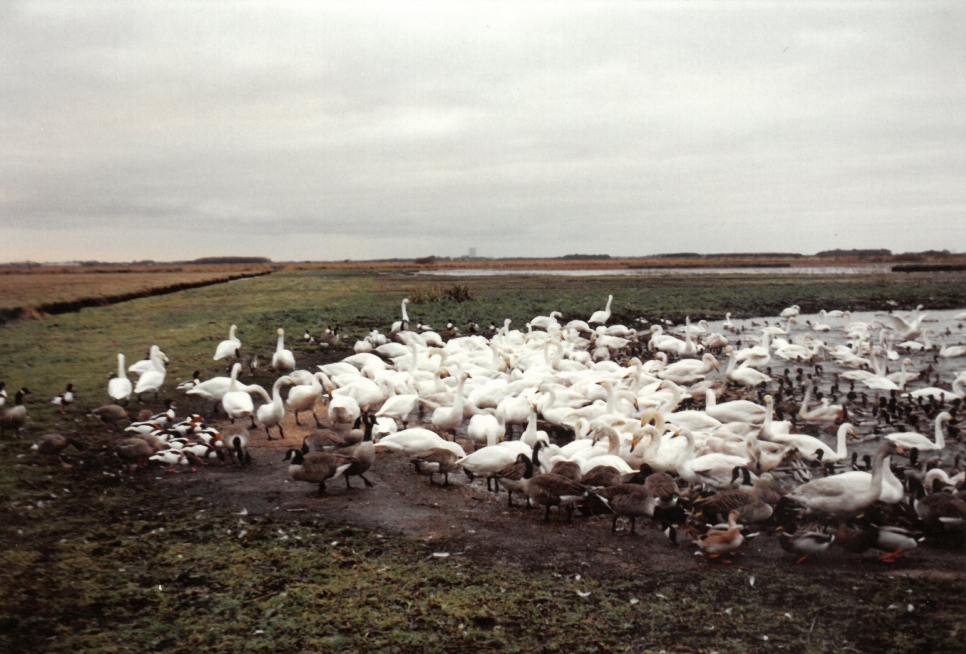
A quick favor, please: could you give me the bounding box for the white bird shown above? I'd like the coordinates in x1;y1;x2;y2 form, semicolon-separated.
133;345;168;401
886;411;951;452
588;295;613;326
391;298;411;333
286;372;327;427
374;428;466;458
213;324;242;361
704;390;766;424
108;353;133;404
272;328;296;372
258;375;294;440
221;363;255;420
724;347;771;388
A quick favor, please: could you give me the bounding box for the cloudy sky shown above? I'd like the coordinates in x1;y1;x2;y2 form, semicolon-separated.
1;2;964;263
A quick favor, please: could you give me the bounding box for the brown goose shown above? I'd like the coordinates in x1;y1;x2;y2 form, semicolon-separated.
521;470;590;523
596;483;657;535
340;414;376;489
581;465;623;488
31;433;82;468
549;459;582;482
116;437;159;470
282;448;354;496
494;453;534;507
411;448;462;486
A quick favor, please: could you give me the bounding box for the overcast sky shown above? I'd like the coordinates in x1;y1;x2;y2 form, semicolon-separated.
1;2;964;263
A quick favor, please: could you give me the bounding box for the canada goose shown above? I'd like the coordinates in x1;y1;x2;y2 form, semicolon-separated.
581;465;624;488
549;459;583;482
214;324;242;361
521;471;591;523
31;433;83;467
258;375;294;440
596;483;658;535
302;428;348;453
411;448;462;486
272;328;296;372
282;448;354;496
0;387;30;436
340;414;376;489
493;452;536;506
777;529;835;564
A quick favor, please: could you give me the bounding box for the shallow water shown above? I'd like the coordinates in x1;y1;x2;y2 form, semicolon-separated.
418;264;892;277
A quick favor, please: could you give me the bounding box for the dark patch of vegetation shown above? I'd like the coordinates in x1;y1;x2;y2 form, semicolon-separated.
816;248;892;257
893;264;966;273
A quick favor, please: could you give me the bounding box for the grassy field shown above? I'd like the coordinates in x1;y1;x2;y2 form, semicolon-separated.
2;268;966;652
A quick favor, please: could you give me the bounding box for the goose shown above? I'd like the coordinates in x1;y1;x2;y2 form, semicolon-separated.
520;469;591;522
692;485;774;525
374;428;466;458
272;328;296;373
107;352;134;404
411;448;463;485
913;487;966;532
886;411;950;452
51;383;75;413
257;375;295;440
286;372;328;427
31;433;82;467
704;390;766;424
115;436;160;470
588;294;613;326
778;530;835;564
133;346;168;401
90;403;128;427
785;440;901;517
282;448;354;496
0;387;29;437
340;414;377;489
596;481;659;535
222;363;255;423
213;324;242;361
493;452;538;507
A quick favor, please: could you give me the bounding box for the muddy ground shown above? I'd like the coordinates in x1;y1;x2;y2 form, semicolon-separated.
148;413;966;582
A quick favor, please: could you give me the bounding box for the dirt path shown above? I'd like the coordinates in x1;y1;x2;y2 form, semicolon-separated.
152;414;966;581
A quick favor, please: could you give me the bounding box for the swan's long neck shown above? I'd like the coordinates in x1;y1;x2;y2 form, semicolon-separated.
401;300;410;323
276;331;285;353
799;385;813;418
705;389;717;410
835;424;850;459
229;324;237;341
117;354;127;380
933;414;946;449
605;295;613;312
272;378;287;407
229;364;241;391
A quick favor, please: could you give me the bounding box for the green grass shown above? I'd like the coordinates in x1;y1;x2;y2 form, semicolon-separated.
3;268;966;652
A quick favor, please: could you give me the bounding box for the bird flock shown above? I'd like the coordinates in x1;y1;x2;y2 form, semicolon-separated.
9;297;966;564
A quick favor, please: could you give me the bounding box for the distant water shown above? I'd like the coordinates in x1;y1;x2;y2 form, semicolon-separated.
417;265;892;277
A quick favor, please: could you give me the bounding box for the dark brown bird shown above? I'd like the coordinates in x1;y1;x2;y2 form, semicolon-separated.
411;448;462;486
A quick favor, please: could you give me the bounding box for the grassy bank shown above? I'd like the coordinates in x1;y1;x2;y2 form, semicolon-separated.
3;268;966;652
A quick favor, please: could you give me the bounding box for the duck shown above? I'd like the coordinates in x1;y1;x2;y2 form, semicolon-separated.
785;441;901;517
411;448;463;486
694;511;745;559
777;529;835;564
258;375;294;440
213;324;242;361
90;403;129;428
0;387;30;437
222;427;252;466
282;448;354;496
271;328;296;373
133;345;168;401
47;383;74;413
115;437;160;470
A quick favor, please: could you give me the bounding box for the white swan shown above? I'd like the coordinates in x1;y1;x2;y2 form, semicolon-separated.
374;427;465;458
724;347;771;388
588;295;613;325
704;390;766;424
222;363;254;422
886;411;950;452
285;371;327;427
907;374;966;402
133;345;168;400
258;375;294;440
108;353;133;403
391;298;411;333
272;328;296;372
214;324;242;361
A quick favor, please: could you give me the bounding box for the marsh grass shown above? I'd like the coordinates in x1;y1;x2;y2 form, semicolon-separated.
3;269;966;651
